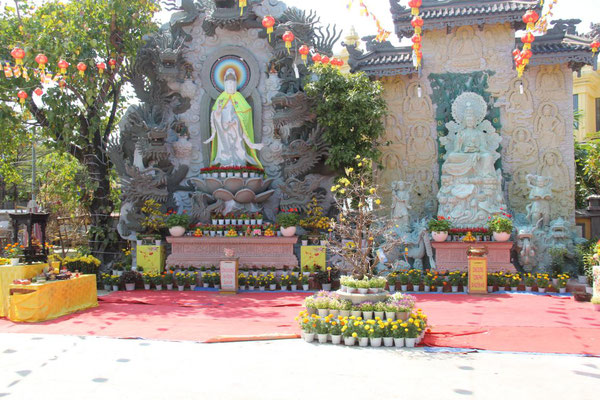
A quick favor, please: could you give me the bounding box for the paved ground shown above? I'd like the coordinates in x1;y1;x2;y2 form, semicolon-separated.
0;333;598;399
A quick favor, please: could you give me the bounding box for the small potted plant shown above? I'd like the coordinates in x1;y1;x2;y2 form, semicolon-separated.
557;273;569;294
256;213;263;225
165;211;190;237
142;273;152;290
487;212;513;242
111;275;120;291
3;242;24;266
301;274;309;290
276;212;300;237
536;273;549;293
427;216;452;242
152;274;163;290
121;271;139;291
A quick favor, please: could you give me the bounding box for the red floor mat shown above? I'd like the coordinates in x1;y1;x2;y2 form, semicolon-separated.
1;291;599;354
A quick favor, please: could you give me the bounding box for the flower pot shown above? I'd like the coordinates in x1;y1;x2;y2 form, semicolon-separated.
358;288;368;294
169;226;186;237
112;285;119;291
586;286;593;295
370;337;382;347
383;337;394;347
125;283;135;291
431;231;448;242
212;219;218;225
351;310;362;318
511;287;517;292
394;338;405;348
385;311;396;321
374;311;385;320
269;284;277;291
329;309;340;318
340;310;350;318
304;333;315;343
363;311;373;320
405;338;417;348
344;336;356;346
301;240;308;246
493;232;511;242
302;284;309;291
358;337;369;347
525;286;532;292
136;240;142;246
259;286;265;291
210;231;216;237
280;226;297;237
104;284;111;291
244;220;250;225
214;284;220;289
190;284;197;291
400;284;408;292
424;286;430;292
436;286;444;293
320;240;328;246
203;283;209;288
538;288;546;293
487;286;493;293
156;284;162;291
9;258;20;266
248;286;255;291
321;283;332;291
347;287;357;294
317;309;329;317
144;284;151;290
331;335;342;345
559;288;567;293
250;219;256;225
451;286;458;293
280;285;288;291
291;284;297;291
167;284;173;290
218;219;225;225
178;285;185;291
396;311;409;321
578;275;588;284
317;333;328;344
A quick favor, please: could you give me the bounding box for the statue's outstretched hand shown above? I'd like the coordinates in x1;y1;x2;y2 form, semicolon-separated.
204;133;215;144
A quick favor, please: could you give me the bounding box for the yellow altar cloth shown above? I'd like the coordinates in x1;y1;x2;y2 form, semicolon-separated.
8;274;98;323
0;263;49;318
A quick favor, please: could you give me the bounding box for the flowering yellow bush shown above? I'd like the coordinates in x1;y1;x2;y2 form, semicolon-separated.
299;197;331;233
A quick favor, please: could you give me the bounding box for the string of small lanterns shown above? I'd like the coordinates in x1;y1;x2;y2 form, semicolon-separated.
346;0;391;42
408;0;423;70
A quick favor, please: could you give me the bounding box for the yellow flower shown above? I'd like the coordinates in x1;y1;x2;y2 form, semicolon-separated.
375;199;381;205
352;332;358;338
355;155;361;160
358;162;363;167
369;188;376;194
364;325;370;330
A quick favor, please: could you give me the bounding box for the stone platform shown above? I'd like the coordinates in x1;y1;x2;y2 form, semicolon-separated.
431;241;516;272
166;236;298;268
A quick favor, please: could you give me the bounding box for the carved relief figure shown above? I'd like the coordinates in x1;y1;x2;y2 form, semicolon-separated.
507;78;533;115
411;168;436;217
508;167;535;212
379;146;406;193
204;69;264;167
391;180;411;230
382;76;405;106
525;174;553;227
403;82;433;119
448;26;484;70
538;150;571;197
507;127;538;165
536;65;565;100
408;124;436;165
534;103;564;148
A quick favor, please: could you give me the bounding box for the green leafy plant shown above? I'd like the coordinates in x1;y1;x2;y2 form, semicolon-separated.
427;216;452;232
276;212;299;228
487;213;513;234
165;212;190;228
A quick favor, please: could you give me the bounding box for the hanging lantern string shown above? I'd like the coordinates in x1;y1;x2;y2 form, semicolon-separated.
532;0;558;34
347;0;391;42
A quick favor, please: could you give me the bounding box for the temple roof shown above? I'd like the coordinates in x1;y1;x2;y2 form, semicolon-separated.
390;0;541;39
346;19;596;77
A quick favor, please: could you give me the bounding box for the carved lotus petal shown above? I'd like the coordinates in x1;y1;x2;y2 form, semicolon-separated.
223;177;244;194
189;178;208;192
213;188;235;202
254;189;275;203
204;177;223;193
246;177;274;194
234;188;256;204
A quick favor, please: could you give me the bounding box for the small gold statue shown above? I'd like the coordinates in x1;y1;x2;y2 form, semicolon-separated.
462;231;476;242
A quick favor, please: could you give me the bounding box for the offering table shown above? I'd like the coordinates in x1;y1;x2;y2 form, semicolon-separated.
431;241;516;273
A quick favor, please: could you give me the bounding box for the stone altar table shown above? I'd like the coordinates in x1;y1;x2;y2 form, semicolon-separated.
431;242;516;273
166;236;298;268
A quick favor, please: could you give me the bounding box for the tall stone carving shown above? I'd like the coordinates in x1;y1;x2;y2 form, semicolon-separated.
534;102;565;149
391;181;411;230
437;92;506;227
525;174;553;227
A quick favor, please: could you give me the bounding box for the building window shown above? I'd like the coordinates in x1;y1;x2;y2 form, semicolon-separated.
573;94;579;111
596;98;600;133
574;95;580;130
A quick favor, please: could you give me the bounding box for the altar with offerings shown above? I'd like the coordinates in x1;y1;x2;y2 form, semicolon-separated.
8;274;98;323
0;263;51;318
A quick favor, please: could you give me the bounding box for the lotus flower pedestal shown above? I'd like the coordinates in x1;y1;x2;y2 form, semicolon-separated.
191;176;275;215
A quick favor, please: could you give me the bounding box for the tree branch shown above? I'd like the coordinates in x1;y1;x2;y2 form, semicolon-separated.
104;83;121;142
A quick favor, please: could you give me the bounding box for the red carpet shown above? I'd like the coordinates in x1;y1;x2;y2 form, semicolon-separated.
0;291;599;354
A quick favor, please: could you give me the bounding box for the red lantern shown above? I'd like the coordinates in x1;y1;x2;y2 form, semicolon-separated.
262;16;275;42
35;54;48;70
412;43;421;51
331;58;342;68
76;62;87;77
321;56;330;65
108;58;117;70
522;10;539;30
411;34;422;44
411;16;424;35
17;90;28;105
58;59;69;74
97;62;106;75
592;41;600;54
299;45;310;64
312;53;322;64
408;0;422;16
282;31;295;54
521;32;535;50
34;87;43;97
11;48;25;66
512;49;521;58
521;49;532;59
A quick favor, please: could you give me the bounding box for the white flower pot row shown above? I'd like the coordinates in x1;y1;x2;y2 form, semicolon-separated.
431;231;511;242
210;219;263;225
209;172;261;178
314;309;411;322
340;286;385;294
303;332;420;348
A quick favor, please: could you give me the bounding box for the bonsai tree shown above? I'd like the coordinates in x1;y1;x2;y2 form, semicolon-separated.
141;199;166;237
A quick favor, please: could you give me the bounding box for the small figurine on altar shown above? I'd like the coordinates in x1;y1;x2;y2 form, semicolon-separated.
462;231;477;242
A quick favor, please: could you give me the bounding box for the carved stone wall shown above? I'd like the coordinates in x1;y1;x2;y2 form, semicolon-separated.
378;22;576;222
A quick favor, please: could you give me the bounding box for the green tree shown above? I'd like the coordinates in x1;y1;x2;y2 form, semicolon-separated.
304;64;387;170
575;136;600;208
0;0;160;260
